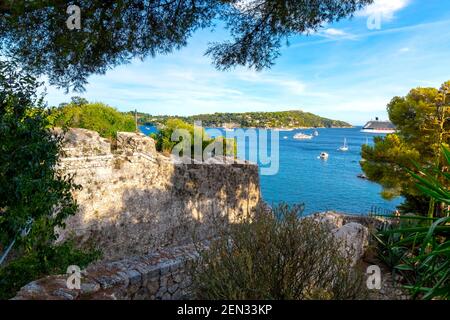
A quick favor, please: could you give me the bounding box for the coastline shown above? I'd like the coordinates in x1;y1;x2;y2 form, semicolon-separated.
218;126;354;130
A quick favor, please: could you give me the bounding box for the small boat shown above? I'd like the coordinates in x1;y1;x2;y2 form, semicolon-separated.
318;152;329;160
357;173;368;180
313;129;319;137
293;132;313;140
283;136;288;139
338;138;349;152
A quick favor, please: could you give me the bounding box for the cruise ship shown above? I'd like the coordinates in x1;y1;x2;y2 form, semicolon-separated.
361;118;396;134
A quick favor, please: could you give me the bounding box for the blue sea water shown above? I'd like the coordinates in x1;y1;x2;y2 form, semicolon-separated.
139;126;402;215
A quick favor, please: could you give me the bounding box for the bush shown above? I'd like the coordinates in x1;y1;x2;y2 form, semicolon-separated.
0;241;100;299
153;118;236;158
0;61;100;299
374;145;450;300
52;102;135;139
190;204;367;300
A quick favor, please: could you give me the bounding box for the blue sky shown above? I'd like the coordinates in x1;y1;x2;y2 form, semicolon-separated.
45;0;450;125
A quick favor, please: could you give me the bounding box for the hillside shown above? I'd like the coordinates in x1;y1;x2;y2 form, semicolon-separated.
136;110;352;129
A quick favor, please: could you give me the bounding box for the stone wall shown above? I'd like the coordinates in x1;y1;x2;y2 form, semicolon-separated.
12;212;376;300
13;243;200;300
55;128;262;261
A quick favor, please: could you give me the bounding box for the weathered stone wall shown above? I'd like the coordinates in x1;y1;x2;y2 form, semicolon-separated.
13;243;200;300
56;128;261;261
13;213;377;300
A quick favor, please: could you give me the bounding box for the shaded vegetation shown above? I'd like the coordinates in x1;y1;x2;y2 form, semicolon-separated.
0;61;99;299
191;204;367;300
0;241;100;299
374;145;450;300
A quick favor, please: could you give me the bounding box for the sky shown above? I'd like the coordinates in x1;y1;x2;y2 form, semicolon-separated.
45;0;450;125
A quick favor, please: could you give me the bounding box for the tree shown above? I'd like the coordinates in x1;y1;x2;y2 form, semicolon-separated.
361;81;450;216
0;60;99;298
70;96;89;106
153;118;236;158
0;0;373;91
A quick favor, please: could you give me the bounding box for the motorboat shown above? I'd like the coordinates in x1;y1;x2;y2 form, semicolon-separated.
318;152;329;160
293;132;313;140
313;129;319;136
338;138;349;151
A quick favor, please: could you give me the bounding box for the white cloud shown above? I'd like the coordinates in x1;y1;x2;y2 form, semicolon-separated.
234;69;306;95
357;0;410;21
323;28;348;37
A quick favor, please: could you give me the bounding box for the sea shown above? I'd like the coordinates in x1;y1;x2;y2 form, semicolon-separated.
140;126;402;215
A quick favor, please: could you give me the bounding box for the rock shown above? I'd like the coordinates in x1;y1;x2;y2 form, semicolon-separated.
311;211;344;230
80;280;101;295
53;128;111;157
146;279;160;294
332;222;369;265
115;132;156;156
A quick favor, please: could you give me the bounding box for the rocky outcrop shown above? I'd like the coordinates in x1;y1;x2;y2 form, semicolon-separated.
311;212;372;264
55;128;262;261
333;222;369;265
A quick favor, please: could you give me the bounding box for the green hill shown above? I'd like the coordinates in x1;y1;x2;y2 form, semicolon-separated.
137;110;352;129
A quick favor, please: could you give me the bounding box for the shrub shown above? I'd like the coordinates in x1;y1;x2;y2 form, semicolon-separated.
52;102;135;139
152;118;236;158
0;61;100;299
190;204;367;300
374;145;450;300
0;241;100;299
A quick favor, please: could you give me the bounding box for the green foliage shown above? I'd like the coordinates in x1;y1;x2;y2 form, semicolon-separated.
53;102;135;139
361;81;450;213
153;118;236;158
361;134;421;199
374;145;450;300
191;204;367;300
0;1;373;91
140;110;351;129
0;60;99;299
0;241;100;299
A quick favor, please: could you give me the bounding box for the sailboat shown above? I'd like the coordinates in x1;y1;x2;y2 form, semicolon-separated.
313;129;319;137
338;138;349;152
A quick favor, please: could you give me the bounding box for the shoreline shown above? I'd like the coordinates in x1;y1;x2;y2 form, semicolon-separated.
217;126;354;130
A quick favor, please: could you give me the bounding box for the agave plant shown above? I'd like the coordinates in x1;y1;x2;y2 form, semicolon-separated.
374;145;450;300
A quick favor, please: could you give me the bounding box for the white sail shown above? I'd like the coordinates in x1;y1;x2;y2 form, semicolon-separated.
339;138;349;151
